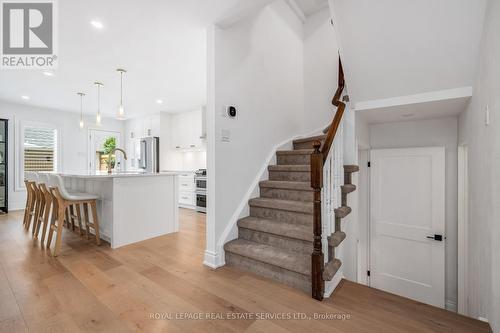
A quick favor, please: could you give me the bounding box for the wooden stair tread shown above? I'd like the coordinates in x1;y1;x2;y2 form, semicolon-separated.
259;181;312;191
224;239;310;276
238;217;311;242
249;197;313;214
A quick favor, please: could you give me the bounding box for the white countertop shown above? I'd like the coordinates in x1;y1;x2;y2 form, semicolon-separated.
59;171;180;179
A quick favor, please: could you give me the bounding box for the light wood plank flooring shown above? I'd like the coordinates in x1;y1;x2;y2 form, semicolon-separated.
0;209;491;332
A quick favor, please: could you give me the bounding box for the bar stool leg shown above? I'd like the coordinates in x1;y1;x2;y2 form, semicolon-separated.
53;204;67;256
90;201;101;246
83;202;90;240
75;204;83;236
46;194;58;249
65;208;72;230
23;181;33;227
33;193;45;238
32;190;41;236
40;194;52;245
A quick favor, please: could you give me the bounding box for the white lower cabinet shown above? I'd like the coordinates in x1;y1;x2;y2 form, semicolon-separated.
178;172;196;209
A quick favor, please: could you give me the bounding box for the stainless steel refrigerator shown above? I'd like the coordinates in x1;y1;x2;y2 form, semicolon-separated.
139;137;160;173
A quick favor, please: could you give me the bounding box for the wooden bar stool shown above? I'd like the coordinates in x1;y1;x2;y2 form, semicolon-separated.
33;173;54;245
46;174;101;256
23;172;37;230
31;173;47;237
27;173;44;236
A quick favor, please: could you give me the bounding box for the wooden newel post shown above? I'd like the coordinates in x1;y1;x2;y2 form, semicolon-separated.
310;140;324;300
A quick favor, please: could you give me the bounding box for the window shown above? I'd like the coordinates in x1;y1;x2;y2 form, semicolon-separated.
23;126;58;173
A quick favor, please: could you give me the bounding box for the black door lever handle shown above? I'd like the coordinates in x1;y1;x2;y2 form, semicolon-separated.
427;234;443;241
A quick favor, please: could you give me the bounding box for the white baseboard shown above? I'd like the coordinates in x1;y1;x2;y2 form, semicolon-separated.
9;201;25;211
445;300;457;312
203;250;225;269
478;316;489;323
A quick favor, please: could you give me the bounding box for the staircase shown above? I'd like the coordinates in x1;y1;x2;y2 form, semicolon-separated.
224;133;358;295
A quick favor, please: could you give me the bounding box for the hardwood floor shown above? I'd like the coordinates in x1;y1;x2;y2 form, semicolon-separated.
0;209;491;333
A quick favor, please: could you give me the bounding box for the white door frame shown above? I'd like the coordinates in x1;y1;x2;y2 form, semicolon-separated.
357;148;370;285
457;145;468;315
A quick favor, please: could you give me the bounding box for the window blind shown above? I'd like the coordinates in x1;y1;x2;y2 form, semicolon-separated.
24;126;57;172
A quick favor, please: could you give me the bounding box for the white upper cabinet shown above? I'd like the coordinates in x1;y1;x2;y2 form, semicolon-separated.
171;109;204;150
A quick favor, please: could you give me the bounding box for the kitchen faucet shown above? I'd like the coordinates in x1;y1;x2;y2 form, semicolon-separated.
107;148;128;174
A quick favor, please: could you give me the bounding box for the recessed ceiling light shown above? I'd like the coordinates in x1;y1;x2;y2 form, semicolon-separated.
156;99;163;104
401;113;414;118
90;20;104;29
21;95;30;100
43;71;54;76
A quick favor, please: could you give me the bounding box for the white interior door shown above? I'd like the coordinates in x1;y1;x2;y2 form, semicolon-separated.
370;147;445;307
88;130;122;172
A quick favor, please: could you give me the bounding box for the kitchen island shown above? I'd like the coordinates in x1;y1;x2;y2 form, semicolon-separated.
60;172;179;248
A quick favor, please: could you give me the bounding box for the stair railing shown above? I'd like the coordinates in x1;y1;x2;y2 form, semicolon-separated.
311;57;346;300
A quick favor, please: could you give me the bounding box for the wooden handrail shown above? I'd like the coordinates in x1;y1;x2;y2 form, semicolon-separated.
310;57;346;301
321;58;345;163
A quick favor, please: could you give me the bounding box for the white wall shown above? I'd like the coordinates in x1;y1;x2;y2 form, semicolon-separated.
206;0;305;264
302;8;339;133
0;99;125;210
458;0;499;328
369;117;458;308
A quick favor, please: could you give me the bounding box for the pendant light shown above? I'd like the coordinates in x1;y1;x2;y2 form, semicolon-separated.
116;68;126;119
94;81;103;125
77;92;85;129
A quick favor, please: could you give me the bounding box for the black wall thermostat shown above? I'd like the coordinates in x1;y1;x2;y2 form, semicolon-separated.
226;105;237;118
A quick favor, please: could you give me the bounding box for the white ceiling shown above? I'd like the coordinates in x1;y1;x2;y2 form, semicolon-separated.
333;0;488;104
0;0;238;117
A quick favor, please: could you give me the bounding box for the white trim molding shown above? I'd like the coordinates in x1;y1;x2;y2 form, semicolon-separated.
15;119;63;192
354;87;473;111
203;250;225;269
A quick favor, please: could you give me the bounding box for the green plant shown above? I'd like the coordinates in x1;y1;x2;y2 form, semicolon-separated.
102;137;116;154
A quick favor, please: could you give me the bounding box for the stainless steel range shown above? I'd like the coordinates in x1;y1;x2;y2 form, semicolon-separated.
195;169;206;213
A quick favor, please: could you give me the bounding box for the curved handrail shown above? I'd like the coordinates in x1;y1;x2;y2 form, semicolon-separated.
321;58;345;163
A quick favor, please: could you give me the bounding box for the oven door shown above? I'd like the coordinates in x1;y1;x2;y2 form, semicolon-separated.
196;177;207;190
196;192;206;213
